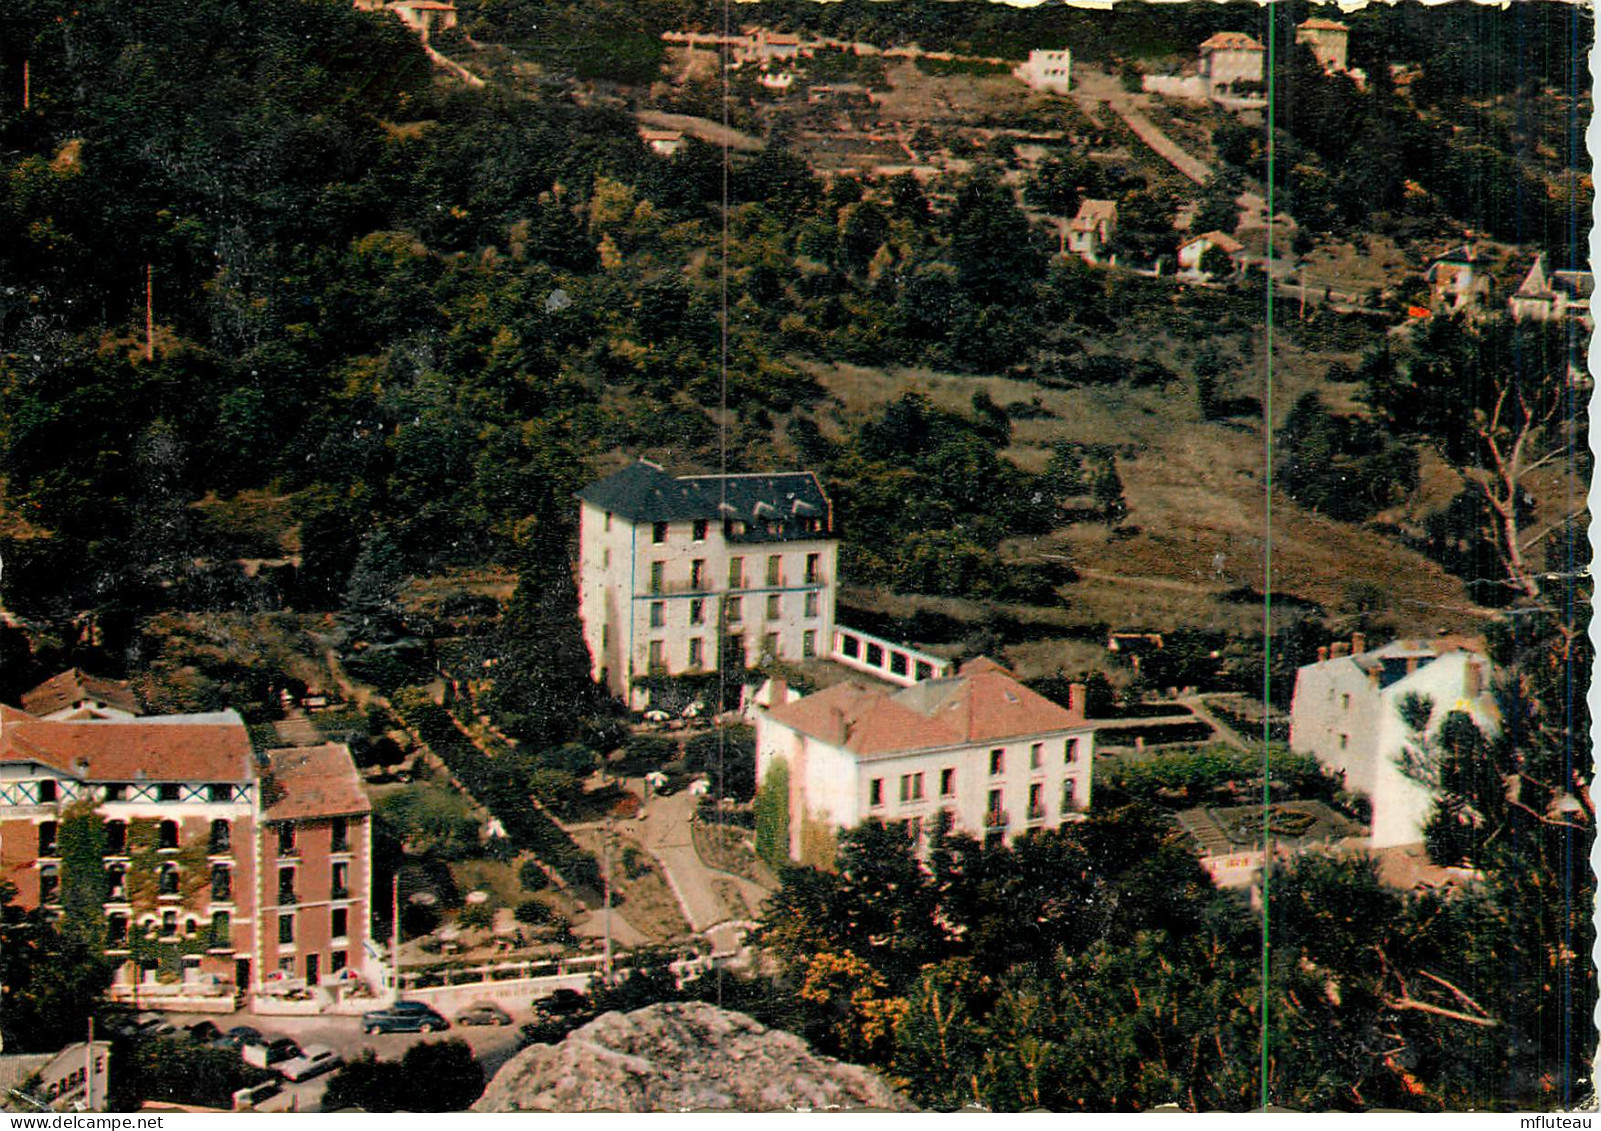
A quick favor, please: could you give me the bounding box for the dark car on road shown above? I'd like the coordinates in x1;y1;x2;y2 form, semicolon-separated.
220;1025;263;1049
186;1021;223;1043
362;1001;450;1035
454;1002;512;1027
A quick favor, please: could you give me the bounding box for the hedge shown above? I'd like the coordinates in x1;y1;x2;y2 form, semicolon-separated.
397;692;600;889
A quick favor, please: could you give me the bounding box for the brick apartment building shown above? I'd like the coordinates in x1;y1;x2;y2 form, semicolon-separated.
0;672;372;1010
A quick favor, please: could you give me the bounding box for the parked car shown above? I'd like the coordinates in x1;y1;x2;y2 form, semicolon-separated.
186;1021;223;1043
242;1038;301;1070
132;1013;177;1037
231;1079;282;1112
279;1045;342;1083
362;1001;449;1035
454;1002;512;1027
221;1025;263;1049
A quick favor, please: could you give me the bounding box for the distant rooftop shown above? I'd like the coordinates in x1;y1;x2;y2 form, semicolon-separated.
764;657;1088;759
21;668;140;718
1200;31;1265;52
577;460;832;538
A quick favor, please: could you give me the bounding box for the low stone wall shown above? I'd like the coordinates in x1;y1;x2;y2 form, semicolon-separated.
1141;74;1208;101
403;972;597;1016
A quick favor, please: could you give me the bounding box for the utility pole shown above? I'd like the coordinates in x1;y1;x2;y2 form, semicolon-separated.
144;264;154;361
601;817;613;982
390;873;400;997
85;1017;94;1111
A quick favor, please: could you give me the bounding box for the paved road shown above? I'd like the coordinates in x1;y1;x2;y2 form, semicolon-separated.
157;1004;527;1112
629;787;771;943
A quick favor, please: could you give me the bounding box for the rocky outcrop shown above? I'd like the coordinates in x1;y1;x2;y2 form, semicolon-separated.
472;1002;916;1112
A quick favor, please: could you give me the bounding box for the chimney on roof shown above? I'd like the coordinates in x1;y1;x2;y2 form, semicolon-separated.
1068;682;1087;717
74;757;89;777
1351;632;1366;655
1317;645;1329;662
1331;642;1350;658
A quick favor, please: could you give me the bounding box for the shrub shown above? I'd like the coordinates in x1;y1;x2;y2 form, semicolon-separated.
514;899;553;925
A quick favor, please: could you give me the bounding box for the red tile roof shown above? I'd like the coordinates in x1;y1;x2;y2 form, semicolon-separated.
1298;18;1349;32
1200;32;1265;52
21;669;141;718
265;743;370;821
763;656;1086;758
0;710;253;782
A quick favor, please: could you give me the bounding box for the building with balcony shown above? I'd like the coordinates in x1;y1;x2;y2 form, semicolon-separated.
755;657;1095;866
577;460;839;706
0;673;372;1011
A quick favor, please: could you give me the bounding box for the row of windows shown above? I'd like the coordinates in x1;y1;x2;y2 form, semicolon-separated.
649;591;821;628
647;630;816;672
891;782;1084;844
279;949;350;979
18;780;238;805
870;751;1083;810
279;906;351;945
106;910;231;947
101;907;354;948
619;516;826;543
276;862;352;905
645;553;824;594
36;817;349;858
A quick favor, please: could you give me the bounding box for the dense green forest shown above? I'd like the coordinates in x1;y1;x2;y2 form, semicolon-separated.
0;0;1592;1113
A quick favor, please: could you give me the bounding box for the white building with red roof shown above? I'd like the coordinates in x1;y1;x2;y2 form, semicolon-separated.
0;671;372;1013
755;658;1095;865
1198;31;1265;99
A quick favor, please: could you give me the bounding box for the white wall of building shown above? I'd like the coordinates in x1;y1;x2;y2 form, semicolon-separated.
1290;648;1496;848
757;713;1095;858
580;501;838;704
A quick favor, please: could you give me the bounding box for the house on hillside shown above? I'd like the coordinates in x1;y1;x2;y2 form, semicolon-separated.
0;672;375;1011
576;460;839;707
640;128;686;157
1296;17;1350;74
385;0;458;41
755;658;1096;865
740;29;802;66
1014;49;1072;94
1177;230;1244;278
1508;252;1594;328
1067;199;1117;263
21;667;141;720
1424;245;1491;315
1289;634;1499;848
1198;31;1264;100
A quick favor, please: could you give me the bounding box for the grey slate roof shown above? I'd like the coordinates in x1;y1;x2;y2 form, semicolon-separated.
577;461;831;528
